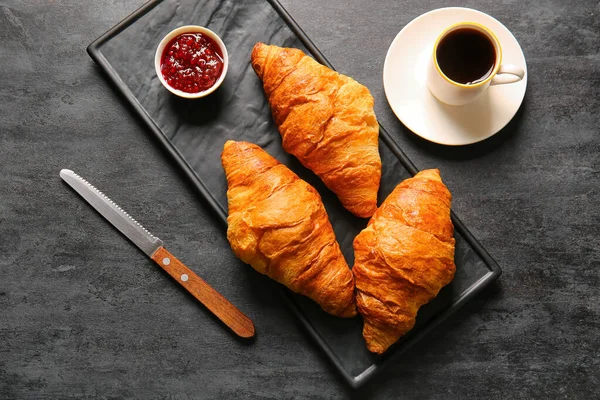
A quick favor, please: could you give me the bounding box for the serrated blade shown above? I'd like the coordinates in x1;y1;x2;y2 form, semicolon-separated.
60;169;163;257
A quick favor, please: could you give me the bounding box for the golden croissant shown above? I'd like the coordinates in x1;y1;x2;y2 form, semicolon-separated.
353;169;456;353
251;43;381;218
221;140;356;318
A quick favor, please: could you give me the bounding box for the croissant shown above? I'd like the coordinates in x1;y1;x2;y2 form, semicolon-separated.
251;43;381;218
221;140;356;317
352;169;456;353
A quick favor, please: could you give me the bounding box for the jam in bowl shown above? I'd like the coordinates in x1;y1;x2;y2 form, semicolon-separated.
155;25;228;98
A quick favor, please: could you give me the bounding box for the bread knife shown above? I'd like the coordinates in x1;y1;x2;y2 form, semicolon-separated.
59;169;254;338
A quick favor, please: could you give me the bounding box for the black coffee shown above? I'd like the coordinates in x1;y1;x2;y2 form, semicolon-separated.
436;28;496;85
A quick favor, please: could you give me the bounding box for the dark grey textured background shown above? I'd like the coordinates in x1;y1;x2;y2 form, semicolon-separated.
1;0;598;398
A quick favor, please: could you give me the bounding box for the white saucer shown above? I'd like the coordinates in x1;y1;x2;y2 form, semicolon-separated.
383;7;527;146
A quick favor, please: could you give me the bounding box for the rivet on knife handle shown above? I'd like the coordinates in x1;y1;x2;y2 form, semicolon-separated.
151;246;255;338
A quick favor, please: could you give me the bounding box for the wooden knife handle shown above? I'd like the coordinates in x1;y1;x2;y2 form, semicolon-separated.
151;246;255;338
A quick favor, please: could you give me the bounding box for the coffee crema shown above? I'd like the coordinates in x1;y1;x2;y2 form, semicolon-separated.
436;28;496;85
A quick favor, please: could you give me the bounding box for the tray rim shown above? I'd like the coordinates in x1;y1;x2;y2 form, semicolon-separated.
87;0;502;389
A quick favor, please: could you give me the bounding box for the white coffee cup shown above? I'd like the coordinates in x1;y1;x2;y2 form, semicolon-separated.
427;22;525;106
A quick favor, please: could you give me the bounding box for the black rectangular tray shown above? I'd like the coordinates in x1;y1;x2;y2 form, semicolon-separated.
87;0;502;388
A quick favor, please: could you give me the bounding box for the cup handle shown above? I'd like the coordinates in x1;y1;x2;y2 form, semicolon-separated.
490;64;525;86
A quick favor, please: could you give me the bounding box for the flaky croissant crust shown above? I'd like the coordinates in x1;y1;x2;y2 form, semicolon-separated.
353;169;456;353
251;43;381;218
222;140;356;318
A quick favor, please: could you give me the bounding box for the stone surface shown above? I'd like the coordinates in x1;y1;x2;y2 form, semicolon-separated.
0;0;598;398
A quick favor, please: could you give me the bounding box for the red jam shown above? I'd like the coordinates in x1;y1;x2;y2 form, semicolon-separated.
160;32;224;93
